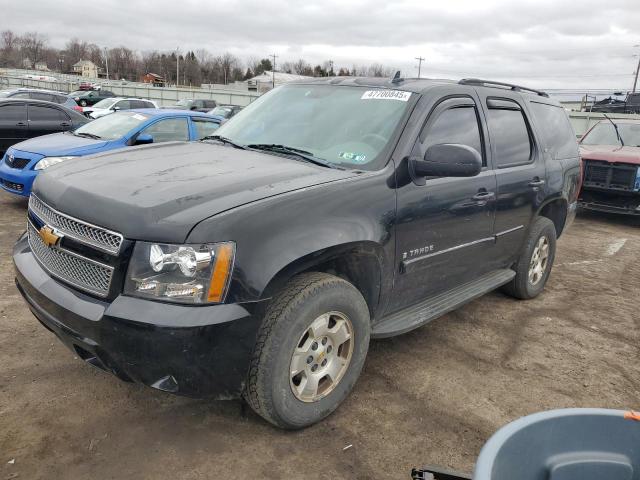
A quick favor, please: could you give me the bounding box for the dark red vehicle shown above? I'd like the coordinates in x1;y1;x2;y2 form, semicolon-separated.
579;118;640;215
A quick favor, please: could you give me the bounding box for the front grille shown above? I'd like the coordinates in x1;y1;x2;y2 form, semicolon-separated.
583;161;638;192
5;156;30;169
29;195;123;254
27;221;114;297
1;179;24;192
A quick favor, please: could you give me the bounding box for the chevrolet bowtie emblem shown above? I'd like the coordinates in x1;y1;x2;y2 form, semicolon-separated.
38;226;63;247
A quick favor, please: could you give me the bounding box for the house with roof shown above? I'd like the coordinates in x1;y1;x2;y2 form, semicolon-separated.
141;72;165;87
72;60;99;79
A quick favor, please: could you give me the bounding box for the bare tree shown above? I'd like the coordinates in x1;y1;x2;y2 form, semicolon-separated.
20;32;47;67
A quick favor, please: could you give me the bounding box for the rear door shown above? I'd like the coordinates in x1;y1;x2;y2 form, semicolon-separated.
27;104;71;137
476;91;546;265
0;102;28;154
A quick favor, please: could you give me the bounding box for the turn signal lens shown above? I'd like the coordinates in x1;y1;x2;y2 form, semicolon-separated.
207;242;235;302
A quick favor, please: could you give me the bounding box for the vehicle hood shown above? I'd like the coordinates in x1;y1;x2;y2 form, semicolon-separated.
12;132;110;156
33;142;359;242
579;145;640;165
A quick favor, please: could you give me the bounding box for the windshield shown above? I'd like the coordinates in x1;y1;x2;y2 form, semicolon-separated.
214;84;413;170
581;122;640;147
0;90;11;98
209;106;233;117
69;91;85;97
175;99;193;107
93;98;118;109
73;111;150;140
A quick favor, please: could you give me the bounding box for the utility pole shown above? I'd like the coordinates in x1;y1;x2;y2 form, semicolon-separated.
633;45;640;93
328;60;334;76
270;53;278;89
103;47;109;80
415;56;425;78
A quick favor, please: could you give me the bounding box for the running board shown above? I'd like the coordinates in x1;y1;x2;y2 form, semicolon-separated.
371;269;516;338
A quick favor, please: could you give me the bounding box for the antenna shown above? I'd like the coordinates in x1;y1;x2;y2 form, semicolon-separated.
391;70;403;84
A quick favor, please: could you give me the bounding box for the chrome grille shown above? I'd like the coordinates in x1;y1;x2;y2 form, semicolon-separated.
29;195;123;254
27;221;113;297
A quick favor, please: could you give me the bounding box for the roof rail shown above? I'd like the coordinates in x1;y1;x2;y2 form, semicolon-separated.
459;78;549;98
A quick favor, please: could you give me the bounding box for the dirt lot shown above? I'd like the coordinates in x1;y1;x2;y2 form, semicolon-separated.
0;191;638;480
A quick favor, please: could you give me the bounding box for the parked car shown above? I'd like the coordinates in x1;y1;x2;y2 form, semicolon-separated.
70;89;116;107
12;77;580;428
0;98;89;158
0;88;79;110
206;105;243;123
167;98;217;112
578;118;640;215
83;97;159;119
0;109;220;196
590;93;640;114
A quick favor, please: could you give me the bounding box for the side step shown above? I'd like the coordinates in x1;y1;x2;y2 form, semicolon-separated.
371;269;515;338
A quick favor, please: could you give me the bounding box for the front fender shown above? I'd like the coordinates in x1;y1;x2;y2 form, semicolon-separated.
186;168;397;304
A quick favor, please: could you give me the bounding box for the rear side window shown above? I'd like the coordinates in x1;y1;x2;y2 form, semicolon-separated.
142;118;189;142
529;102;578;159
422;106;485;166
193;118;220;139
487;102;532;168
31;92;53;102
28;105;68;121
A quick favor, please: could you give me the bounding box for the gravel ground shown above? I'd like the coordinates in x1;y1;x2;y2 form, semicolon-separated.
0;191;638;480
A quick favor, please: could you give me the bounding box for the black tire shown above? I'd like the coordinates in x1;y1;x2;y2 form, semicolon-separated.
503;216;557;300
79;100;87;106
244;272;370;429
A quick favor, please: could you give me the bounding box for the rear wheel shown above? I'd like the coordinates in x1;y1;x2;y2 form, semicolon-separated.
503;216;557;299
244;272;370;429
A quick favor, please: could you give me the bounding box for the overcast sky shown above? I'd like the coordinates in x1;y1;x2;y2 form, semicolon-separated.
4;0;640;91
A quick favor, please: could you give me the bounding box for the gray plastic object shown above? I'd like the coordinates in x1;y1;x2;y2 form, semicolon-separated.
473;408;640;480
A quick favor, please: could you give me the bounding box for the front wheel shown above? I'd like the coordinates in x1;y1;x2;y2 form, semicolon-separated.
503;216;557;300
244;272;370;429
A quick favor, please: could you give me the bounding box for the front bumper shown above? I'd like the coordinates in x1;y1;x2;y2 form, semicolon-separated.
0;150;43;197
578;190;640;216
13;234;262;398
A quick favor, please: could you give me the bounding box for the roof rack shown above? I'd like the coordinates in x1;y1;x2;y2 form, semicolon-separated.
458;78;549;98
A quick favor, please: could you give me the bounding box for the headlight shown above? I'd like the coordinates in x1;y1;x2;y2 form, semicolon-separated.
124;241;235;304
34;156;77;170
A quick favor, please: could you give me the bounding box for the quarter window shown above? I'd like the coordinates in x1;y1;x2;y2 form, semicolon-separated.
423;106;484;165
487;104;532;168
529;102;578;159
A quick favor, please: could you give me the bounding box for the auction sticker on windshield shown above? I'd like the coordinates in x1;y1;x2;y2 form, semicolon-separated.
361;90;411;101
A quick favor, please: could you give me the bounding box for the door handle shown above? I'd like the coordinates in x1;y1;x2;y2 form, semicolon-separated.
529;178;546;188
16;122;27;127
473;191;496;201
60;122;71;127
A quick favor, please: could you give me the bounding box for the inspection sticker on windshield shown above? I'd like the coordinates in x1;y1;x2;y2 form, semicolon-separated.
361;90;411;102
339;151;367;163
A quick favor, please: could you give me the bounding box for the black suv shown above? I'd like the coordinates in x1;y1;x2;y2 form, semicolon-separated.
13;77;581;429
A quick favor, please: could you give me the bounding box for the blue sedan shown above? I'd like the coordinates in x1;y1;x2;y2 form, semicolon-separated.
0;109;221;196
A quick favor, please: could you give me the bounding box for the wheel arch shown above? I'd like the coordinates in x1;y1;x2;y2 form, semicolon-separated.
260;241;385;321
537;197;568;238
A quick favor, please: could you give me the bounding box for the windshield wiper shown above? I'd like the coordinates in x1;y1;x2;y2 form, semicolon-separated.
603;114;624;146
246;144;341;169
201;135;247;149
74;132;102;140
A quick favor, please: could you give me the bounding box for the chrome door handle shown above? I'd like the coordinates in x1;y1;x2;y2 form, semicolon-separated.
529;179;546;187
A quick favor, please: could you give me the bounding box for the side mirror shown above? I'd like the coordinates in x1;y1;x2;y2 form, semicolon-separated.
135;133;154;145
409;143;482;185
190;105;198;111
112;106;120;111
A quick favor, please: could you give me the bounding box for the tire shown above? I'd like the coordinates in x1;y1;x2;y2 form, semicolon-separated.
79;100;87;106
503;216;557;300
244;272;370;429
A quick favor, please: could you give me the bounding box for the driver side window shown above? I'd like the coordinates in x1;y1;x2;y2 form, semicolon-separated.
420;106;485;166
141;118;189;142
